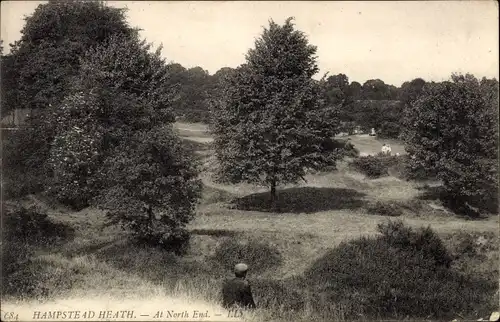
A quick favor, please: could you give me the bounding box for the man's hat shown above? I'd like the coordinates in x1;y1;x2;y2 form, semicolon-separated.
234;263;248;274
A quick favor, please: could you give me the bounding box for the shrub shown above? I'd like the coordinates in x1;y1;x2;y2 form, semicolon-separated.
131;223;191;256
212;238;282;274
351;155;388;178
305;220;495;319
340;139;359;158
377;220;453;268
366;201;401;217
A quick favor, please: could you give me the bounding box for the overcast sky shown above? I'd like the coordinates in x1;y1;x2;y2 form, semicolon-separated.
1;1;498;86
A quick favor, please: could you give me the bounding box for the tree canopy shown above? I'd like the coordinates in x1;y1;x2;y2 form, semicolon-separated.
6;0;135;113
403;74;498;215
211;18;342;206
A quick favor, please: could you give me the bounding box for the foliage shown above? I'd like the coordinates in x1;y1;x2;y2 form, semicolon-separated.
399;78;426;105
45;93;104;209
350;155;389;178
176;66;213;123
44;34;178;209
98;127;201;254
305;220;495;320
403;74;498;215
41;34;201;251
2;109;58;198
6;0;135;112
338;100;404;137
361;79;396;100
2;0;136;199
211;18;342;204
2;128;46;198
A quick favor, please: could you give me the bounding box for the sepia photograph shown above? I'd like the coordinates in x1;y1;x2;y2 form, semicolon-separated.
1;1;499;321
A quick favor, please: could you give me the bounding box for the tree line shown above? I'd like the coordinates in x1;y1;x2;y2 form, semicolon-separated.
1;1;498;250
0;31;456;141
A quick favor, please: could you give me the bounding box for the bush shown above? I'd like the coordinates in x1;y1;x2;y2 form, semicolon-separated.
378;121;401;139
135;225;191;256
351;155;388;178
305;220;495;319
341;140;359;158
366;201;401;217
212;238;282;274
377;220;453;267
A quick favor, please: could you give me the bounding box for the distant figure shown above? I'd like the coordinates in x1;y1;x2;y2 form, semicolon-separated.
222;263;256;309
381;143;392;156
381;143;388;154
370;128;376;136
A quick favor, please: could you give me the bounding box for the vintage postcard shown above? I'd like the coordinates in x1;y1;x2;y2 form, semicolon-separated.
1;1;499;321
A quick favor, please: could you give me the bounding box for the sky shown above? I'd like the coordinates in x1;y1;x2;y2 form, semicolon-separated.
1;1;498;86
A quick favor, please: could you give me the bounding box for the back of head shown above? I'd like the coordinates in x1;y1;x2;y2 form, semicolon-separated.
234;263;248;278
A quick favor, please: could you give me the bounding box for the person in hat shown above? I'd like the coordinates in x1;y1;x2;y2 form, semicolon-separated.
221;263;256;309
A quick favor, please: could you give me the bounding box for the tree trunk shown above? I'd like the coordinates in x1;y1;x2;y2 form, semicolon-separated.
147;205;153;228
270;180;277;211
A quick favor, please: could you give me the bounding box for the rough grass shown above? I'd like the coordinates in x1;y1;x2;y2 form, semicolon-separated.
304;221;497;320
4;122;498;321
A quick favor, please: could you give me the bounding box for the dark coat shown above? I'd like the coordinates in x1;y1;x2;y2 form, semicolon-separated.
221;277;256;309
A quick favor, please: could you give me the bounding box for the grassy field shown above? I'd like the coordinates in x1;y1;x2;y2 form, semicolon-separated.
3;122;498;321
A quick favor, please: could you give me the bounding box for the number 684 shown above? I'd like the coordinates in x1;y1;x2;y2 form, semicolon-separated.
1;311;19;321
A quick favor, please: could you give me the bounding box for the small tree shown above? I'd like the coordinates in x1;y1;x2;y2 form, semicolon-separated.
211;18;341;208
98;127;201;254
403;74;498;215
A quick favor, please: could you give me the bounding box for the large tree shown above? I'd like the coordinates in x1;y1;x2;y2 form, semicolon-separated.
47;34;201;251
3;0;136;196
403;74;498;215
211;18;341;208
47;34;178;208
